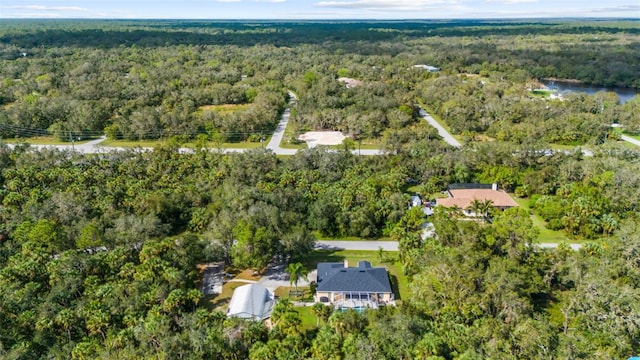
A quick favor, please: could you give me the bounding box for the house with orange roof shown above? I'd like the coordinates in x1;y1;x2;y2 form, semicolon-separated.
436;183;518;218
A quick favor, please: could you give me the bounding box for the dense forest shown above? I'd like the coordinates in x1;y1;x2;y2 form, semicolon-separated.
0;19;639;359
1;20;640;142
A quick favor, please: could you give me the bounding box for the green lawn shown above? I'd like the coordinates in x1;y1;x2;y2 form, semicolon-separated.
274;286;314;302
301;249;408;303
530;89;557;98
513;197;572;243
98;139;162;148
295;306;320;330
98;138;266;149
280;116;307;150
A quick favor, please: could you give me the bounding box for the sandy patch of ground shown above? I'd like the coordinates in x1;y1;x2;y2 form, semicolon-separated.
338;77;363;88
298;131;347;148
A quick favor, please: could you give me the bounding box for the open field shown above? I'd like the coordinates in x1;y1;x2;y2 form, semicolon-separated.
198;103;251;113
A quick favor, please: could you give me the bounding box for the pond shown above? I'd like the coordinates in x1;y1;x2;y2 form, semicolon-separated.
540;79;638;104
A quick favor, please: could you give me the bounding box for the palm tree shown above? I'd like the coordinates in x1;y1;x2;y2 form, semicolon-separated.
600;213;617;238
467;199;483;219
311;302;332;326
285;262;309;292
479;199;494;223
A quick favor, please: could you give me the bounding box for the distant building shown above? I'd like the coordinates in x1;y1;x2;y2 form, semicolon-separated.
227;284;275;321
316;260;394;309
436;183;518;217
413;64;440;72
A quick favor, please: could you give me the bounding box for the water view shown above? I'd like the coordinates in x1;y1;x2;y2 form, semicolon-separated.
541;79;638;103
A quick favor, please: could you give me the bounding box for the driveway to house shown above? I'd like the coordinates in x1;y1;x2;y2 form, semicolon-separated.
257;263;316;292
621;134;640;147
315;240;399;251
418;107;462;148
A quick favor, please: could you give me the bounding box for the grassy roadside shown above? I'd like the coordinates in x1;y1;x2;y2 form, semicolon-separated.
280;118;307;150
98;138;267;149
313;232;392;241
622;132;640;142
415;100;464;144
2;137;93;145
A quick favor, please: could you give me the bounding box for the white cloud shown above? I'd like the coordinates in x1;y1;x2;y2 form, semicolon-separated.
485;0;538;4
6;5;91;12
465;4;640;18
214;0;286;2
314;0;455;11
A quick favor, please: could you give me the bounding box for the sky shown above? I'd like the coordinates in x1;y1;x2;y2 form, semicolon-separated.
0;0;639;19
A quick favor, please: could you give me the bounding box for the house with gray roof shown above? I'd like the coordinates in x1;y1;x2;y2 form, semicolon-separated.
316;260;394;309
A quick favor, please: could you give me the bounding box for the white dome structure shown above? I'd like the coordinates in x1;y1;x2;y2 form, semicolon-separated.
227;284;275;321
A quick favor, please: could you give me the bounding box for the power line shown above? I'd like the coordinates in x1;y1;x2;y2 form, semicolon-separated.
0;122;276;140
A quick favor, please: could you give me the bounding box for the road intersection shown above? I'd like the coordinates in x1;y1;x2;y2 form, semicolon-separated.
4;99;639;155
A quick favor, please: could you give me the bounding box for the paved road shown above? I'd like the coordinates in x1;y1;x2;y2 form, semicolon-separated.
418;107;462;148
266;91;299;155
316;240;583;252
316;240;399;251
266;108;297;155
9;136;114;153
621;134;640;147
